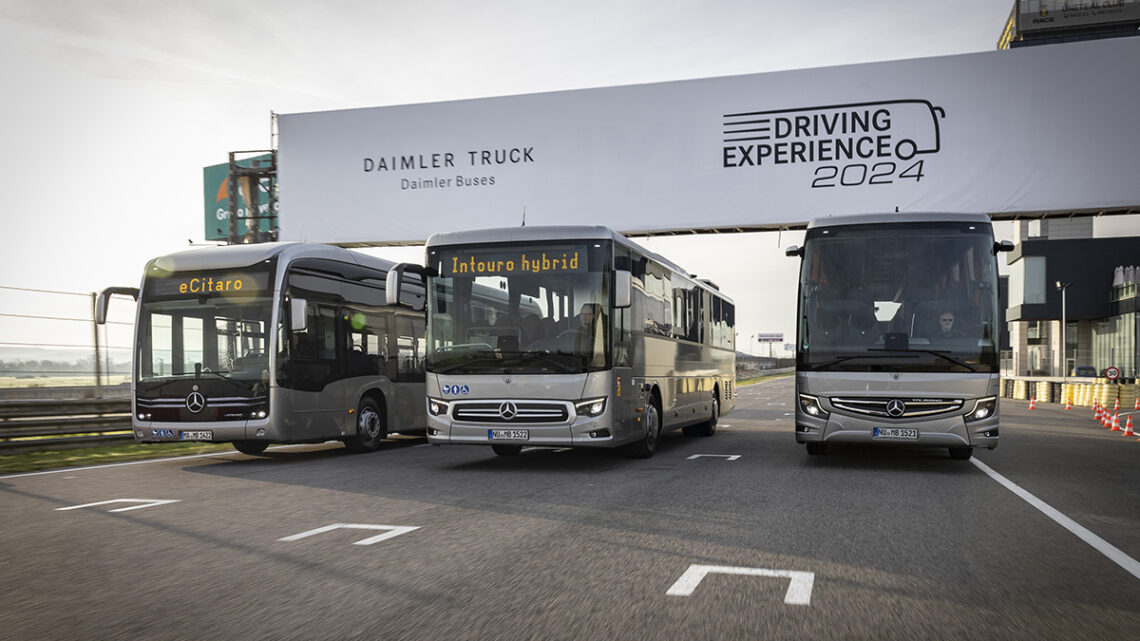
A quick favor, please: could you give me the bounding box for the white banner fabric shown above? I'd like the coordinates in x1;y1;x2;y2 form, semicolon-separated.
277;37;1140;245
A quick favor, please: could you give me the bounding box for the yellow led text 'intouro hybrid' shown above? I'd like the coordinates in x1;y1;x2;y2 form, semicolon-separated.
451;252;579;275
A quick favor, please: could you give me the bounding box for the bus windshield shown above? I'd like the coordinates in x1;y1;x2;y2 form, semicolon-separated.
426;241;612;374
136;296;273;384
797;221;999;374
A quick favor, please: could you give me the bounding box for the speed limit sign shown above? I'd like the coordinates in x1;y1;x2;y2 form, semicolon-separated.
1105;366;1120;380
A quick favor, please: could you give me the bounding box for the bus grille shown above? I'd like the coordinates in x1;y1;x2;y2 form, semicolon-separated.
830;397;964;418
451;401;570;424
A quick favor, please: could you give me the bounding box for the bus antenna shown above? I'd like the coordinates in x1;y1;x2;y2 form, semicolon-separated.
522;207;527;227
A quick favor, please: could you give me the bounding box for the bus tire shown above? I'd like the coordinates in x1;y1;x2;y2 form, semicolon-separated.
232;440;268;456
684;392;719;437
346;396;386;453
491;444;523;456
627;396;661;458
948;446;973;460
806;442;828;456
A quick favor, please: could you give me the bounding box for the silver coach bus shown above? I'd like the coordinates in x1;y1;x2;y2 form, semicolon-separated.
785;213;1012;460
97;242;427;455
387;225;736;458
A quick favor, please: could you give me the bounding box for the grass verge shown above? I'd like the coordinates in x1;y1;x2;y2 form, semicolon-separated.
737;371;793;386
0;441;235;475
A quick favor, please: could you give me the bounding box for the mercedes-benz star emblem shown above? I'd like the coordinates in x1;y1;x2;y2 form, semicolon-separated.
186;391;206;414
498;401;518;421
886;399;906;418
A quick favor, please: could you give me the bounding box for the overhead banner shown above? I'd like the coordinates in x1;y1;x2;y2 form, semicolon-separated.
277;37;1140;245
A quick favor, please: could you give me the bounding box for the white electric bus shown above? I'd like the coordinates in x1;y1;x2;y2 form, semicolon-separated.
785;213;1012;460
386;225;736;457
96;242;427;455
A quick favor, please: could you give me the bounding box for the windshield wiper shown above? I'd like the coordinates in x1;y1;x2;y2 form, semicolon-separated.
867;348;977;372
517;351;585;374
432;353;500;374
811;353;909;370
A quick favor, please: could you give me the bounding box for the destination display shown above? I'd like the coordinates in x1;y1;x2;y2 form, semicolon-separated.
145;270;272;298
440;246;587;277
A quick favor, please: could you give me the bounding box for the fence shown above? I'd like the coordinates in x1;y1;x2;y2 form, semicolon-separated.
0;397;133;452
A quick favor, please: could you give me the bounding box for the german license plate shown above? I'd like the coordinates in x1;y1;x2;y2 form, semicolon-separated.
488;429;529;440
180;430;213;441
873;427;918;440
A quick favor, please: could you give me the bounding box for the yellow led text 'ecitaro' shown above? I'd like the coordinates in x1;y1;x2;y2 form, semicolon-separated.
178;276;248;294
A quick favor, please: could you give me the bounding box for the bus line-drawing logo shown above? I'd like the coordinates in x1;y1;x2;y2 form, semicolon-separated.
721;100;946;189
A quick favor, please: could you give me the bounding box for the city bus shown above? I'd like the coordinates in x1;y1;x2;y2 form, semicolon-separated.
386;225;736;457
785;212;1012;460
96;242;427;455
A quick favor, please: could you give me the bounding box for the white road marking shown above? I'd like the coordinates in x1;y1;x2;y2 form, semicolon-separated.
686;454;741;461
56;498;180;512
667;564;815;605
971;458;1140;581
278;523;420;546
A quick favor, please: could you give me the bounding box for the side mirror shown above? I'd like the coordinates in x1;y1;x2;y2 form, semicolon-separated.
95;286;139;325
614;270;632;308
385;268;403;306
785;245;803;257
994;240;1014;253
290;298;307;332
385;263;432;311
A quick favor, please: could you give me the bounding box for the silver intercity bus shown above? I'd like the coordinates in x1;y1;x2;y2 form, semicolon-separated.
387;226;736;458
97;243;427;455
785;213;1012;460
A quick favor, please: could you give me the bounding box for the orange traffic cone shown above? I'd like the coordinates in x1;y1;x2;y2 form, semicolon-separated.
1122;415;1135;437
1114;399;1120;411
1028;397;1036;410
1103;408;1112;428
1134;397;1139;410
1065;398;1072;410
1110;412;1121;432
1094;402;1102;421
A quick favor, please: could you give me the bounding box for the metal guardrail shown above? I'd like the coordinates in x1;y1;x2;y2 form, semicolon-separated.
0;398;133;452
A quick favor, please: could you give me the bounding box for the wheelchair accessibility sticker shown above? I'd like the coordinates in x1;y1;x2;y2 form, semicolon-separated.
441;384;470;396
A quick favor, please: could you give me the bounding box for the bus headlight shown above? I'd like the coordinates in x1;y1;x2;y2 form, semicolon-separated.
427;398;450;416
798;394;829;418
965;397;997;423
575;397;607;418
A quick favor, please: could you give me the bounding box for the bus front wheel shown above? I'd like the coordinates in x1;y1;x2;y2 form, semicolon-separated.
627;397;661;458
233;440;268;456
346;396;386;453
948;446;973;460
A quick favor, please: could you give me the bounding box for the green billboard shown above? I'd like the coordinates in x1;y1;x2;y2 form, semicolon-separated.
202;153;276;241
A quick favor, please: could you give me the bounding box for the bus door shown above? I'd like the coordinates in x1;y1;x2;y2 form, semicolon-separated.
281;301;345;435
613;249;636;439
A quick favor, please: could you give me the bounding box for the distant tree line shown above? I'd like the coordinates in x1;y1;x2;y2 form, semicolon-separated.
0;357;130;375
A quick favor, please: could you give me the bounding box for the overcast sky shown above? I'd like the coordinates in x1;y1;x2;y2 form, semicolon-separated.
2;0;1129;358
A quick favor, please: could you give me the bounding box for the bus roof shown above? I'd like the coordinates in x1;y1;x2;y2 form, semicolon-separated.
425;225;730;301
806;212;992;230
148;242;400;273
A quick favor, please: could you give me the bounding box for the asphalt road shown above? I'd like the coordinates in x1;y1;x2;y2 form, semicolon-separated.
2;377;1138;641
